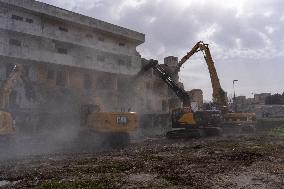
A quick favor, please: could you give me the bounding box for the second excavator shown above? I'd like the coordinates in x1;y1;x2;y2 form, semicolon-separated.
143;60;222;138
175;41;256;133
142;41;256;138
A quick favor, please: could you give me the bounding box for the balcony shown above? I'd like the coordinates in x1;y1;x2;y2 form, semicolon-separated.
0;17;134;56
0;44;141;75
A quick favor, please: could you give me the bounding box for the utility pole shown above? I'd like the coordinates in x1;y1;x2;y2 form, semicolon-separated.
233;80;238;112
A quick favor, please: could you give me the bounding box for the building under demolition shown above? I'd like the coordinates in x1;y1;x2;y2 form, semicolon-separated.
0;0;202;135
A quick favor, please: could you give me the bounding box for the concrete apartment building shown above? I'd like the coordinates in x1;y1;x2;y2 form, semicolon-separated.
0;0;186;134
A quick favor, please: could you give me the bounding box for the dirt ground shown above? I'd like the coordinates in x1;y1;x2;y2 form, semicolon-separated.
0;134;284;189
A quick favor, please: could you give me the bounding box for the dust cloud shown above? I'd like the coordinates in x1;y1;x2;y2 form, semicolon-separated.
0;59;168;161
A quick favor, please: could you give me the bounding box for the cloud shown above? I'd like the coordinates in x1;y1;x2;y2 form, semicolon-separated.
38;0;284;99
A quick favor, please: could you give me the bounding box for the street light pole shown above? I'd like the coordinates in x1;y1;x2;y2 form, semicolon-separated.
233;80;238;112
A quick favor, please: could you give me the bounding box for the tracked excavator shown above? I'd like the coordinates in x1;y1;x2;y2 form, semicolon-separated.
0;64;23;142
143;60;222;138
176;41;256;132
0;63;137;147
0;64;137;148
80;104;138;147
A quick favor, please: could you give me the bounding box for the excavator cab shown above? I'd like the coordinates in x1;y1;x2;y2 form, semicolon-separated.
168;109;223;139
171;108;196;128
172;108;222;127
194;110;222;126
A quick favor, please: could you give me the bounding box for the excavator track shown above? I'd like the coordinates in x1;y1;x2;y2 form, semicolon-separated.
166;127;223;139
203;127;223;136
166;129;203;139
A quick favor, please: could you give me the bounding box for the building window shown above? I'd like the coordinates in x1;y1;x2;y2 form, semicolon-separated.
118;59;125;66
58;26;68;32
0;64;6;80
6;64;15;77
146;82;151;89
97;55;105;62
0;7;8;17
11;14;23;21
25;18;33;23
146;99;152;110
47;69;55;80
126;61;131;68
86;34;93;38
84;74;92;90
9;91;18;108
117;77;130;91
162;100;168;112
98;36;104;42
9;39;21;47
118;42;125;47
28;66;38;81
86;56;92;60
118;59;131;68
56;70;67;87
95;75;114;90
57;48;68;54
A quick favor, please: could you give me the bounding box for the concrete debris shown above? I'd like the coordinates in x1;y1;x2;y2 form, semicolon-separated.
0;135;283;188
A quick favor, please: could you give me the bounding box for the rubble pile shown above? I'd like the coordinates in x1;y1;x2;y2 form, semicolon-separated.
0;135;283;188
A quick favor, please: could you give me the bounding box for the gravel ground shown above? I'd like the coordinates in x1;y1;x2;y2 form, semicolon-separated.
0;134;284;189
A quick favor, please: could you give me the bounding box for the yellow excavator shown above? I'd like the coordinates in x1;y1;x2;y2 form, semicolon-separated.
176;41;256;132
0;64;24;142
0;63;137;147
143;60;222;138
80;104;138;147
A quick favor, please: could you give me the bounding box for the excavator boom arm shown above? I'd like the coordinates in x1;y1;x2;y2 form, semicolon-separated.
144;60;192;108
200;43;227;108
175;42;202;73
176;41;227;109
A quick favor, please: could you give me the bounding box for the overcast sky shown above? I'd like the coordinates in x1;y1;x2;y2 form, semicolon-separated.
39;0;284;100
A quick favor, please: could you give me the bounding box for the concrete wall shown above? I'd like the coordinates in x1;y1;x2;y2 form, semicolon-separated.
254;105;284;118
0;1;143;75
189;89;203;111
0;0;145;44
138;59;173;113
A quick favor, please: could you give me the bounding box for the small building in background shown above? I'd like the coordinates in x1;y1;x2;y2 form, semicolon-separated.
254;93;271;104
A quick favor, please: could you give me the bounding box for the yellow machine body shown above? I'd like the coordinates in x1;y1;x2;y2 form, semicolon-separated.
86;112;138;133
178;112;196;125
0;111;15;136
171;108;201;129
